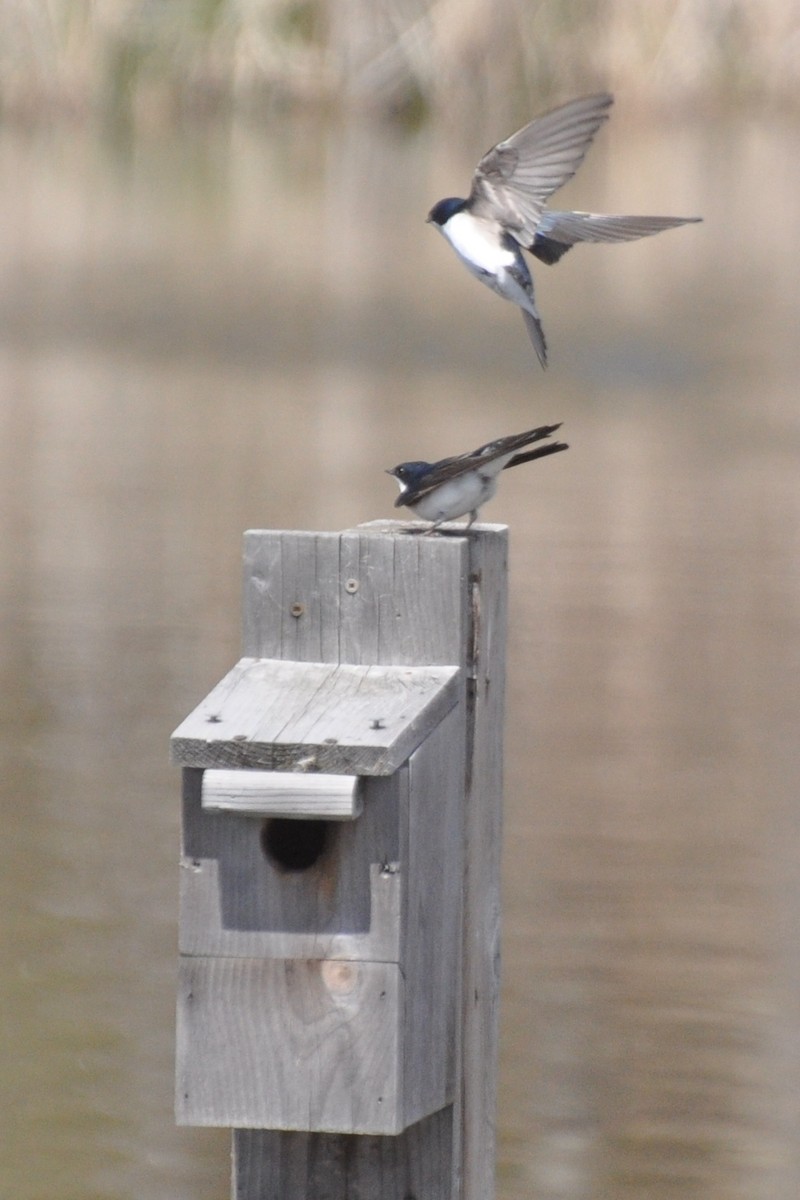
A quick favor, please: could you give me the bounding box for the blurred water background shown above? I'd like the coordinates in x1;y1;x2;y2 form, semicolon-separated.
1;3;799;1198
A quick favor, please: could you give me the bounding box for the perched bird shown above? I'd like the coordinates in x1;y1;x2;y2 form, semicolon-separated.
427;92;701;367
387;424;568;532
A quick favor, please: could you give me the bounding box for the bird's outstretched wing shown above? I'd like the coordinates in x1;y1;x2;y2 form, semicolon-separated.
398;424;563;506
521;309;547;368
468;93;613;245
531;211;703;263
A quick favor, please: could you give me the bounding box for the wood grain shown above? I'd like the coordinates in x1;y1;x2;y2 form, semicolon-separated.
402;704;464;1127
177;956;403;1133
233;1107;453;1200
175;524;507;1197
177;714;463;1134
180;766;403;958
201;769;363;820
171;657;461;776
242;527;468;668
456;526;508;1200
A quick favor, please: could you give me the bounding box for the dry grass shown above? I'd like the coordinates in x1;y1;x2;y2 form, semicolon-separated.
1;0;798;126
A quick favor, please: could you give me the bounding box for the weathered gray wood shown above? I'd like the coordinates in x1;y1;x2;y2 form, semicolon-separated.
180;767;404;960
243;527;468;668
177;708;463;1135
455;526;508;1200
202;770;363;820
180;857;403;964
353;521;508;1196
177;524;506;1198
402;704;464;1127
236;523;505;1200
177;956;404;1133
171;657;461;775
232;1107;453;1200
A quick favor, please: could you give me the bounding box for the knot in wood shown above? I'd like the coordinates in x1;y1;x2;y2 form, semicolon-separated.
321;960;357;996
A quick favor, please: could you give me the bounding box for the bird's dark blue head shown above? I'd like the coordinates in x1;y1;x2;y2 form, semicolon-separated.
387;461;431;487
427;197;466;227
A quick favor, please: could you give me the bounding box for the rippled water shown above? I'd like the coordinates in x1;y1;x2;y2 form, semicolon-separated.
1;108;799;1199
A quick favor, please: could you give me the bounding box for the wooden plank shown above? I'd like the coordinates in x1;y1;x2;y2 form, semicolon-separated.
170;657;461;776
232;1108;453;1200
338;527;469;668
201;770;363;820
456;526;508;1200
243;528;468;669
401;704;464;1127
177;956;405;1134
243;531;342;663
380;530;469;668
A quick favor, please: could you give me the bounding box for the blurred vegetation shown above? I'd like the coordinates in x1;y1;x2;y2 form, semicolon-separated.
1;0;797;129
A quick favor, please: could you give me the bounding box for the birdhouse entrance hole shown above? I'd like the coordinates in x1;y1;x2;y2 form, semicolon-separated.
261;817;331;872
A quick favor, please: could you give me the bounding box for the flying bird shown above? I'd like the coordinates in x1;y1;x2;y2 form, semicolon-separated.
427;92;701;367
387;424;568;532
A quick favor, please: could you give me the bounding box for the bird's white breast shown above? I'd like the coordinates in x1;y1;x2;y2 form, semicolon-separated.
440;212;515;275
411;468;504;523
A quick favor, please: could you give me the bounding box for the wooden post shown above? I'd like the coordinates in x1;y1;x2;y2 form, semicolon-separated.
171;522;507;1199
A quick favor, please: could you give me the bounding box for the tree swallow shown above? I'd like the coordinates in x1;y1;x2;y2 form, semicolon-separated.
387;424;568;532
427;92;701;367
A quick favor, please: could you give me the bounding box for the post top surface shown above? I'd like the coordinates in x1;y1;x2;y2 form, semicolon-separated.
243;522;509;539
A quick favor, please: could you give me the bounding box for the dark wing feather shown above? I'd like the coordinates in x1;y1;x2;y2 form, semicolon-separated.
505;441;569;469
532;211;702;259
468;93;613;244
399;424;562;505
